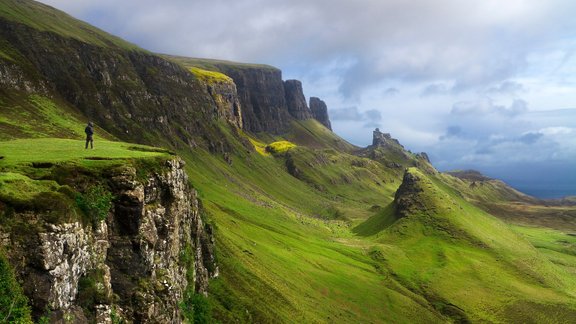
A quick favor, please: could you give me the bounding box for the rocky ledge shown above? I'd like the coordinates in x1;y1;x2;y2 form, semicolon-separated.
0;157;217;323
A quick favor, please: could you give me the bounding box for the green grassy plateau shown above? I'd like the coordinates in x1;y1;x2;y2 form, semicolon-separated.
0;138;170;166
164;55;278;73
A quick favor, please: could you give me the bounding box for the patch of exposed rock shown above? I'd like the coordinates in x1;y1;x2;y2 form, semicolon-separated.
394;170;425;219
309;97;332;130
0;158;217;323
284;79;312;120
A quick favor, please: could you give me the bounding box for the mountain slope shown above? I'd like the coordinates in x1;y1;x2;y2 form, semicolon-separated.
365;168;576;322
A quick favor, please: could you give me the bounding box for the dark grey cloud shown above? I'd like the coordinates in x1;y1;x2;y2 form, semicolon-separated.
421;83;449;97
382;87;399;97
501;99;528;117
439;125;463;140
364;109;382;121
330;107;363;121
430;108;576;175
518;132;543;144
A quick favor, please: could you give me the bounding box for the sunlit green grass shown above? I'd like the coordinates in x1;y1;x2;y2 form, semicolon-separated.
182;149;443;322
189;67;233;84
176;123;576;322
265;140;296;154
0;138;170;167
365;168;576;322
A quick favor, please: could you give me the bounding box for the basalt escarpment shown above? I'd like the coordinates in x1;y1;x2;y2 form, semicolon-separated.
194;71;243;129
0;158;217;323
213;65;292;134
309;97;332;130
284;80;312;120
163;56;335;135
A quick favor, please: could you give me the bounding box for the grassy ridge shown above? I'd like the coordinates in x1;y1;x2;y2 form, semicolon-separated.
181;144;445;322
163;55;278;72
440;171;576;231
0;137;170;211
176;121;576;322
188;67;233;85
363;168;576;322
0;0;139;50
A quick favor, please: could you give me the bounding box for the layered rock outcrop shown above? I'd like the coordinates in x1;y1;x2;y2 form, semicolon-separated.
0;158;217;323
394;170;425;219
309;97;332;130
284;80;312;120
195;71;243;129
372;128;403;148
214;65;291;133
206;80;243;128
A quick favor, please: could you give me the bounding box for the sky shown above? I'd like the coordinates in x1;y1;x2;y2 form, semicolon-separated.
39;0;576;197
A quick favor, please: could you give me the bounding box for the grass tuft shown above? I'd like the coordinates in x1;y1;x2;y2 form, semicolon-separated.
265;141;296;154
189;67;233;85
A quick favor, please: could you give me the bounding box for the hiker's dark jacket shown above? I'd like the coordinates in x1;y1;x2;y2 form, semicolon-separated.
85;125;94;137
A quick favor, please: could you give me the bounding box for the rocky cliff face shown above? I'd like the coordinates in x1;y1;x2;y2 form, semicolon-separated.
0;17;228;151
196;74;243;129
0;158;216;323
215;65;291;134
309;97;332;130
372;128;403;148
394;170;425;219
163;57;335;136
190;68;242;128
284;80;312;120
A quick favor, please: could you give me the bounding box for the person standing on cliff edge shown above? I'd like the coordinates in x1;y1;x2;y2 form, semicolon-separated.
85;121;94;149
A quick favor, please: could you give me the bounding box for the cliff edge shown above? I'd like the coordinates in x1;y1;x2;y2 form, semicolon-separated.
0;143;216;323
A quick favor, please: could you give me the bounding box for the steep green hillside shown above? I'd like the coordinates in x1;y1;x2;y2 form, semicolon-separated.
361;168;576;322
0;0;138;50
0;0;227;152
181;129;445;322
179;122;576;322
0;93;113;141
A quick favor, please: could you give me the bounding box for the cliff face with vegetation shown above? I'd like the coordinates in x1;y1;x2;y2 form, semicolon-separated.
212;65;292;133
189;67;243;130
164;56;334;134
0;12;231;151
0;156;216;323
